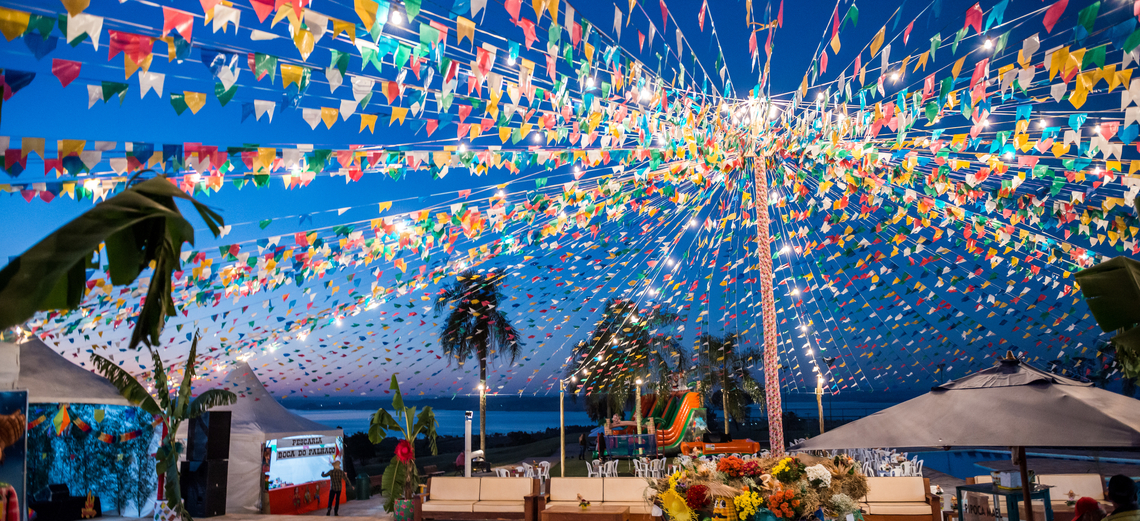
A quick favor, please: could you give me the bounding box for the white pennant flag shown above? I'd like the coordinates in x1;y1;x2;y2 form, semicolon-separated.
68;14;103;51
304;11;329;42
614;7;622;41
340;99;357;120
212;5;240;33
472;0;488;19
87;85;103;108
301;108;322;129
139;71;165;99
254;100;276;122
327;67;343;92
351;76;375;102
250;29;280;40
564;5;575;30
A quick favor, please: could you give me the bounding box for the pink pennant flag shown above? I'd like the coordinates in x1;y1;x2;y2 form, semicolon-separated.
1043;0;1067;33
162;6;194;42
904;21;914;45
660;0;668;28
698;0;707;31
749;30;757;57
777;0;783;27
831;5;839;38
517;17;537;49
638;31;644;51
52;59;81;88
504;0;521;21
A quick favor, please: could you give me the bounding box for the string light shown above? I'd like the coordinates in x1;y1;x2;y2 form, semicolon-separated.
391;11;403;24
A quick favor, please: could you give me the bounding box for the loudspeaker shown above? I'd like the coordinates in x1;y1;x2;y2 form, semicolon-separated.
181;460;228;517
187;410;231;461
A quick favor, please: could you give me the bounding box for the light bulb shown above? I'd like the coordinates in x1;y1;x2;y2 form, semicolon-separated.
817;92;825;100
459;144;467;152
586;77;595;88
1038;120;1047;129
533;133;542;143
508;56;516;65
984;39;993;49
391;11;403;24
890;72;899;81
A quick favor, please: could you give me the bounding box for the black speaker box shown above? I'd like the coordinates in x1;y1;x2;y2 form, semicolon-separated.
181;460;228;517
187;410;231;461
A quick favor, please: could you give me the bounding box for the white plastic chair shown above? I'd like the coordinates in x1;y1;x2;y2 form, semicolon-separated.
587;460;602;478
521;462;535;478
604;460;619;477
537;461;551;480
494;468;511;477
652;458;666;478
634;458;648;477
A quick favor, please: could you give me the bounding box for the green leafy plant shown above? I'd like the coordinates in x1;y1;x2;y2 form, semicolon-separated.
369;375;438;513
91;333;236;520
0;174;223;351
695;333;764;436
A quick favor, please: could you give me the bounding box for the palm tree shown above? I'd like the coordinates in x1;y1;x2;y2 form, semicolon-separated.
567;298;678;422
432;268;522;451
0;174;223;351
695;332;764;437
91;333;236;520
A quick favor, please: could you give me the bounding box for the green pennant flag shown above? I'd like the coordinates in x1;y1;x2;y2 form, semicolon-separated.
170;93;188;115
215;82;237;106
405;0;421;21
101;81;128;102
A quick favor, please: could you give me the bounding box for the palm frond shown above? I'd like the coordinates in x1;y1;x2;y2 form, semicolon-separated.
0;175;223;351
189;389;237;418
89;353;162;417
369;408;402;443
148;348;171;412
174;333;200;420
414;406;439;456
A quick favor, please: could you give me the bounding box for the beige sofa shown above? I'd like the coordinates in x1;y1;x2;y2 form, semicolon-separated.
415;476;541;521
537;477;658;521
860;477;941;521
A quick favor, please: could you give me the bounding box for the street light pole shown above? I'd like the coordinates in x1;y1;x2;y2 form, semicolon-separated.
815;375;825;435
559;378;566;477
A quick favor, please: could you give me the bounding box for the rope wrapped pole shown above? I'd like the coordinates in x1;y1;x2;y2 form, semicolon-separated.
755;159;784;456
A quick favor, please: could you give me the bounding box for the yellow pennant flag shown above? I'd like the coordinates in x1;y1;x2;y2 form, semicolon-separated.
389;107;408;125
330;19;356;43
360;113;377;133
870;26;885;57
293;28;315;60
457;16;475;46
321;107;338;128
830;34;841;54
0;7;30;42
354;0;376;29
281;64;307;88
60;0;89;17
378;201;393;213
951;56;966;79
184;91;207;114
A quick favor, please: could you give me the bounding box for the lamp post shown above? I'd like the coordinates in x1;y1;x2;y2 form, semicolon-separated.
815;375;825;435
635;379;643;436
478;382;486;452
559;378;567;477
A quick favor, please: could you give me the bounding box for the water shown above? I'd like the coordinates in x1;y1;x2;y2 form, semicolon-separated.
912;450;1011;479
292;409;595;437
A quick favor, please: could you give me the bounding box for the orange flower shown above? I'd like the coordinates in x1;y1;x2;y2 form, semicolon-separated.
792;500;800;507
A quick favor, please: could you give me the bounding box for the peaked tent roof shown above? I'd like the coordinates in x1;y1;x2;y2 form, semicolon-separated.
0;338;130;406
214;362;340;439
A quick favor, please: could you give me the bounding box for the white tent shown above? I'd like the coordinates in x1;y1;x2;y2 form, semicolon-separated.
0;337;130;405
212;362;341;513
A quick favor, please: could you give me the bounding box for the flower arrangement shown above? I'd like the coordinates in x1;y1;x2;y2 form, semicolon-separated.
650;454;868;521
769;486;804;520
805;464;832;488
686;485;712;510
734;489;766;518
717;456;746;478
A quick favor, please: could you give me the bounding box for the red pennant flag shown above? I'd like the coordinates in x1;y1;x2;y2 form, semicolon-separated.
964;3;982;34
698;0;707;31
638;31;645;51
425;119;439;136
52;59;81;88
516;17;537;49
904;21;914;45
820;50;828;73
249;0;274;22
1042;0;1068;33
749;30;757;57
777;0;783;27
162;6;194;41
765;28;773;57
660;0;668;28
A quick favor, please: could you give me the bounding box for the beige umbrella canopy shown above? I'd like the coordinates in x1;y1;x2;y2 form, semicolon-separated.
792;353;1140;521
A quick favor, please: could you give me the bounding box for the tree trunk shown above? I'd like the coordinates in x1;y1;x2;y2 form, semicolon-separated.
479;361;487;452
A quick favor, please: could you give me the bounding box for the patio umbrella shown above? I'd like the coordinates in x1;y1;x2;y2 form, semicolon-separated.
791;352;1140;521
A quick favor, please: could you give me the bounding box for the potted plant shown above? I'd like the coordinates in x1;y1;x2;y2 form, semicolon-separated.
369;375;438;521
91;333;236;520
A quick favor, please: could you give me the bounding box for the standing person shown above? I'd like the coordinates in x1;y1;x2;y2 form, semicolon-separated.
595;430;606;460
321;460;354;516
578;433;588;460
1105;475;1140;521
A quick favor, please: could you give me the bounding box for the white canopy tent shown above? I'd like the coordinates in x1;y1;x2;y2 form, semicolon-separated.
211;362;341;513
0;337;130;405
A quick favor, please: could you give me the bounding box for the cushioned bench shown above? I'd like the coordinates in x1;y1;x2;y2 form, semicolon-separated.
860;477;941;521
415;476;541;521
538;477;658;521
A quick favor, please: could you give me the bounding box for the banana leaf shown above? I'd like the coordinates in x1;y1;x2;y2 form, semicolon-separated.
0;175;222;351
1074;256;1140;333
